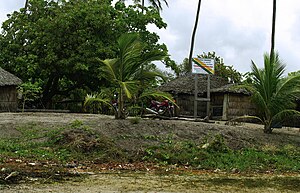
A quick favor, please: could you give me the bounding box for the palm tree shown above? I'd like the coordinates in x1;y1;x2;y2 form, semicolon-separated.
188;0;202;72
249;53;300;134
98;33;168;119
270;0;276;62
133;0;168;11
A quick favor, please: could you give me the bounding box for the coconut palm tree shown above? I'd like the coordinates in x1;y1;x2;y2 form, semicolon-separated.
97;33;169;119
188;0;202;72
249;53;300;134
133;0;168;11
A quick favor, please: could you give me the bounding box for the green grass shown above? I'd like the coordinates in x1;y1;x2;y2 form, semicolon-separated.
142;135;300;172
0;122;299;172
0;120;119;162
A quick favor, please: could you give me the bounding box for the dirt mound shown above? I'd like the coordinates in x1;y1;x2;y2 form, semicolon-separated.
0;112;299;151
53;129;109;153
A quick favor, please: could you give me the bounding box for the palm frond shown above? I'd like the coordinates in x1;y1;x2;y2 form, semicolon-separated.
248;52;300;133
141;50;166;65
101;58;118;82
228;115;263;124
84;94;113;109
98;33;169;119
120;80;140;99
140;70;166;82
276;73;300;99
271;109;300;125
148;0;168;10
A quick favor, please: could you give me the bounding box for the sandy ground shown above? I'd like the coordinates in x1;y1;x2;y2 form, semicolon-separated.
1;172;300;193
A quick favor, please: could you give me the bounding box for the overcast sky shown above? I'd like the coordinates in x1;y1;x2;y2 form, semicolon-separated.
1;0;300;74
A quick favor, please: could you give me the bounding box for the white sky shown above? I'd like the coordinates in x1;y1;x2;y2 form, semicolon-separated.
1;0;300;74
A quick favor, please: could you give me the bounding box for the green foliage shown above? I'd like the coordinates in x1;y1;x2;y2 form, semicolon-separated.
0;121;122;162
198;52;242;83
84;93;114;114
246;53;300;133
99;33;167;119
178;52;242;83
133;0;169;11
288;70;300;77
0;122;300;172
0;0;170;107
18;81;42;111
203;134;231;153
142;134;300;172
177;58;189;76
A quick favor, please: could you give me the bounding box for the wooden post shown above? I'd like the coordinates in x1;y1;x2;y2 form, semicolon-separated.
222;93;229;120
206;74;210;120
194;74;198;118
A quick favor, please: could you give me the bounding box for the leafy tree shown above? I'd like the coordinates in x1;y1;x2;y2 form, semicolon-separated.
199;52;242;83
0;0;170;108
86;33;172;119
18;81;42;111
177;58;189;76
246;53;300;134
178;52;242;83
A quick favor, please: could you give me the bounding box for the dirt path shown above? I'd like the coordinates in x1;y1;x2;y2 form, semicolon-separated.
1;172;300;193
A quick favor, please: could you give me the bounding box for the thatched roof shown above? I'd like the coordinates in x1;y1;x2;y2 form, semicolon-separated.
0;68;22;86
160;74;228;95
211;84;252;95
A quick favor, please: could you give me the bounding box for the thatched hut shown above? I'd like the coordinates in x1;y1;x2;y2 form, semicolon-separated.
211;84;256;120
160;74;228;117
160;74;256;120
0;68;22;112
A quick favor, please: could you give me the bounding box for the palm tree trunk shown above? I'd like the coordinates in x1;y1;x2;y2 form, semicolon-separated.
264;113;273;133
117;88;126;119
25;0;29;9
270;0;276;62
264;123;273;134
188;0;202;73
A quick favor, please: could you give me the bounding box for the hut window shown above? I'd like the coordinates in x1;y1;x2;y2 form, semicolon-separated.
212;106;223;116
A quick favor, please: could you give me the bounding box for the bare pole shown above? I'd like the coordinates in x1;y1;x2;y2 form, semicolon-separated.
188;0;202;73
206;74;210;121
189;0;202;119
270;0;276;62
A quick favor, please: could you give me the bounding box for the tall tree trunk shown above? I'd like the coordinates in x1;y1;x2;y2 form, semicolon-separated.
25;0;29;9
270;0;276;62
188;0;202;73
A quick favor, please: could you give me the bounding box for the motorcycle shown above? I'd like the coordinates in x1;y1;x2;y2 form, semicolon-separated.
146;99;175;117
